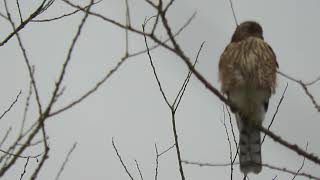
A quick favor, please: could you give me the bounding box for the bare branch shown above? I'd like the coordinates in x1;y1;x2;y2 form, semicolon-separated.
257;125;320;165
124;0;131;56
0;127;12;147
32;0;102;22
19;157;29;180
228;0;238;26
142;21;171;108
158;144;175;157
46;0;94;115
301;84;320;112
48;4;197;118
170;111;185;180
278;71;320;112
4;0;43;115
0;0;46;47
222;106;233;180
154;143;159;180
55;142;77;180
182;160;239;167
173;42;205;112
292;142;308;180
20;67;34;135
49;55;128;117
16;0;23;22
112;138;134;180
157;4;233;110
0;11;9;20
225;105;239;163
0;90;22;120
0;148;41;159
262;83;288;144
134;159;143;180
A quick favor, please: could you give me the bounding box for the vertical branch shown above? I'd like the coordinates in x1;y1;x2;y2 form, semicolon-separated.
143;17;186;180
225;105;239;163
154;143;159;180
222;106;233;180
170;110;185;180
20;71;34;135
124;0;131;56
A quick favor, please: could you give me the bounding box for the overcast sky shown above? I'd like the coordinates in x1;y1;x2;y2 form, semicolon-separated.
1;0;320;179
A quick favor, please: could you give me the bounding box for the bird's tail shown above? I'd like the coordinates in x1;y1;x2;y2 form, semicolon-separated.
236;113;262;174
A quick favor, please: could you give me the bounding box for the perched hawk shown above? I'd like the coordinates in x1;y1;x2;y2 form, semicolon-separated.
219;21;278;174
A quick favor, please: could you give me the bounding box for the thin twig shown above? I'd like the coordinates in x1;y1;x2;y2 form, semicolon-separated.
142;21;171;108
49;55;127;117
46;0;94;116
164;0;176;13
0;127;12;147
124;0;131;56
173;42;205;112
112;138;134;180
31;112;50;179
19;157;29;180
262;83;288;144
135;159;144;180
292;142;308;180
228;0;238;26
154;143;159;180
4;0;43;115
32;0;102;22
225;105;238;163
278;71;320;112
222;106;233;180
0;148;42;159
0;90;22;120
158;144;175;157
0;1;46;46
20;67;34;135
55;142;77;180
16;0;23;22
0;11;9;20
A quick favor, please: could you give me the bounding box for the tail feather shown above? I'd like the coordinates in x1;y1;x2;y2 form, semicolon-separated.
237;113;262;174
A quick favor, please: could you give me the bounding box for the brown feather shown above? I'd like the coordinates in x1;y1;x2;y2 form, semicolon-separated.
219;37;278;94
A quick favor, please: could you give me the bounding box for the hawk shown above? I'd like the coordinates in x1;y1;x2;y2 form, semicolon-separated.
219;21;278;174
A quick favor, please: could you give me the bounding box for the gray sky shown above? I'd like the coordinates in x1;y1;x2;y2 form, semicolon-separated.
1;0;320;179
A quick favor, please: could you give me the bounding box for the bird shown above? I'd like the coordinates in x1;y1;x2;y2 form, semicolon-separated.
218;21;278;175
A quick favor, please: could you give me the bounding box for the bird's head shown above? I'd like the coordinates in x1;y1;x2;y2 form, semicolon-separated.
231;21;264;42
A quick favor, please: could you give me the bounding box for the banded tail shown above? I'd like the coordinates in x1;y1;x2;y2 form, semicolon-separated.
236;113;262;174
